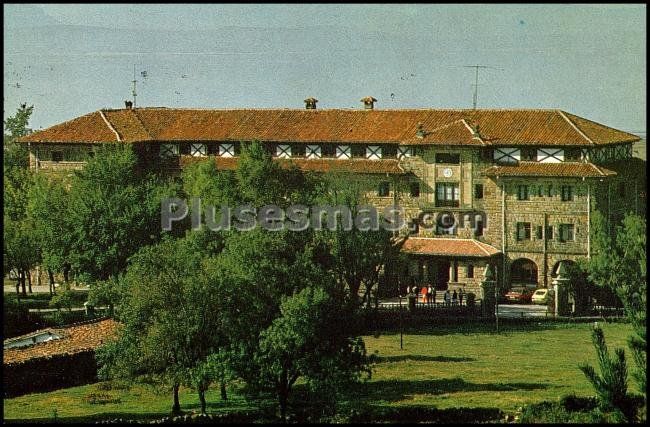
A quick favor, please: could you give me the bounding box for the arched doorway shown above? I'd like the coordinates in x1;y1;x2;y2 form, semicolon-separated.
510;258;538;286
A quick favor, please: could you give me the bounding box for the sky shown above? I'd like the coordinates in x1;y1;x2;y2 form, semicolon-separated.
3;4;646;136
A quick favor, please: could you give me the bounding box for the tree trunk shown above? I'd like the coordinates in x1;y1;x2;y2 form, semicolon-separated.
63;263;70;290
278;369;289;422
48;269;55;295
20;270;27;297
220;382;227;401
27;270;32;294
171;383;181;415
198;387;207;415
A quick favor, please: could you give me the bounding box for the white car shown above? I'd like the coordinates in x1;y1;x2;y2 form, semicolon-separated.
531;288;550;304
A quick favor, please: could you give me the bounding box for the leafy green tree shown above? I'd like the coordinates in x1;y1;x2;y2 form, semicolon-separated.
585;212;646;397
579;327;638;422
3;103;33;169
97;236;227;415
66;144;179;283
254;285;370;420
3;215;39;296
27;174;71;294
316;172;396;308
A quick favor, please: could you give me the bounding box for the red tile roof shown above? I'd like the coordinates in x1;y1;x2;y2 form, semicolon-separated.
18;108;640;147
3;318;119;366
482;161;617;178
180;156;404;174
400;237;501;257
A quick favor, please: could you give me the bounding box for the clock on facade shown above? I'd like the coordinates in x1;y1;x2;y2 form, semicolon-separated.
443;167;453;178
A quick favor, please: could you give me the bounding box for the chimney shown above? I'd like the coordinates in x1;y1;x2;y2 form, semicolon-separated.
360;96;377;110
124;100;133;109
304;97;318;110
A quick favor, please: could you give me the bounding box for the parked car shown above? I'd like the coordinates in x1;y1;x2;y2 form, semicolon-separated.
504;287;533;304
531;288;550;304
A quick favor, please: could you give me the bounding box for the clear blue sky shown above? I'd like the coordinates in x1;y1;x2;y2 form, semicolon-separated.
3;4;646;135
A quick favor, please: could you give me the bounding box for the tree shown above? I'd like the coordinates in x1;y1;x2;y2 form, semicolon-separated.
3;103;33;169
585;212;646;397
66;144;180;283
254;285;370;421
27;174;71;294
3;215;39;296
97;236;227;415
579;326;638;422
316;172;397;309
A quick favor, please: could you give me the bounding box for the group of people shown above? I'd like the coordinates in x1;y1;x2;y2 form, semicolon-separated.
407;284;465;306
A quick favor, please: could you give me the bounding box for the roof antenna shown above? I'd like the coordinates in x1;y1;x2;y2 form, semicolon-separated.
132;64;137;108
463;65;501;109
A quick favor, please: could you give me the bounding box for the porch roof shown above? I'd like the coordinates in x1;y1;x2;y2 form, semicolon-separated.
400;237;501;258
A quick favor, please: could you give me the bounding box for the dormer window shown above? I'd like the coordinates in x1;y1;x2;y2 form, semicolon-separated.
521;148;536;161
366;145;381;160
276;144;291;158
190;143;207;157
218;143;235;157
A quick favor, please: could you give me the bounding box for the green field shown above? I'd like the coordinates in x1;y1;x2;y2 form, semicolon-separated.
3;321;634;422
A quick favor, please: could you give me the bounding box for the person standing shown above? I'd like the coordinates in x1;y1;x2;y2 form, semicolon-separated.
444;289;451;305
428;284;435;305
452;289;458;305
458;288;464;306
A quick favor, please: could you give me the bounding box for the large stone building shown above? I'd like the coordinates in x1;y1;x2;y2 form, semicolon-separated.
19;99;645;295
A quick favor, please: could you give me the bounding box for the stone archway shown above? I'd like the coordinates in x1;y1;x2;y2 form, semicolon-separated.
509;258;538;287
550;259;577;278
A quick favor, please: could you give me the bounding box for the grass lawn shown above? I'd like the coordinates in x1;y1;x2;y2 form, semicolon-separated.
3;321;634;422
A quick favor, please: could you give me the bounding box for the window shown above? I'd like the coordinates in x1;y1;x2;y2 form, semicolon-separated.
435;153;460;164
435;182;460;207
51;151;63;162
517;185;529;200
408;219;419;234
190;143;207;157
536;225;543;240
561;185;573;201
291;145;306;157
336;145;351;159
521;148;536;161
546;225;554;240
397;146;413;159
474;184;484;199
160;144;179;158
466;264;474;279
276;144;291;158
480;148;493;161
546;184;553;197
218;143;235;157
179;143;191;155
516;222;531;241
475;218;484;236
410;182;420;197
565;148;581;161
378;182;390;197
306;145;321;159
537;185;543;197
366;145;381;160
559;224;575;242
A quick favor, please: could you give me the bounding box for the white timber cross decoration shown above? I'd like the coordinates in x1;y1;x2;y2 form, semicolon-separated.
190;143;207;157
336;145;351;159
537;148;564;163
366;145;381;160
218;143;235;157
277;144;291;159
494;147;520;163
306;145;321;159
160;143;179;158
397;146;413;159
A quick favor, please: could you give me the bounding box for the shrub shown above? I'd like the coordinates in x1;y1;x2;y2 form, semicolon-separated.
466;292;476;308
83;393;121;405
